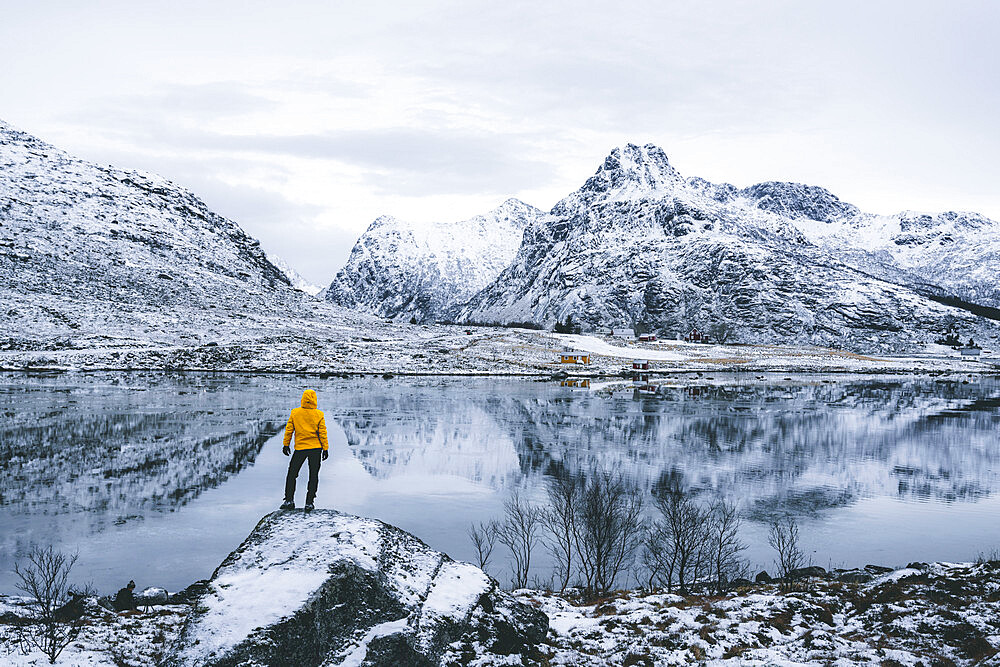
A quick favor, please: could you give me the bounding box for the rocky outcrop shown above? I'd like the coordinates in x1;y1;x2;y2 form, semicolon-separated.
162;510;548;667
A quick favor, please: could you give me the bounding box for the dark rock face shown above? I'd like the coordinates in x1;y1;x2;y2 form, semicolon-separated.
162;510;548;667
740;181;861;223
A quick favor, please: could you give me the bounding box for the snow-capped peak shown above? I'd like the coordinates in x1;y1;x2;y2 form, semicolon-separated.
268;255;322;296
324;198;543;322
583;143;683;194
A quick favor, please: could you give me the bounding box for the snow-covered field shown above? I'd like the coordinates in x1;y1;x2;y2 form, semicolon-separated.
3;561;998;665
526;561;1000;666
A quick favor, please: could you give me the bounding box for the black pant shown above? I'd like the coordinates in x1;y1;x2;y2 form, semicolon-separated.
284;449;322;504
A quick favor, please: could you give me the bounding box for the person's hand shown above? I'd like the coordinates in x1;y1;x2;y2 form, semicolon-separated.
282;445;290;456
322;450;329;461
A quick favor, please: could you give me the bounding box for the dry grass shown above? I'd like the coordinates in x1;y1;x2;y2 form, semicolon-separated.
697;357;751;364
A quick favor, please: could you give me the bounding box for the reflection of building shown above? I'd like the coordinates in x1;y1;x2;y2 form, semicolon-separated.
631;373;650;384
637;384;659;397
559;351;591;364
560;378;591;388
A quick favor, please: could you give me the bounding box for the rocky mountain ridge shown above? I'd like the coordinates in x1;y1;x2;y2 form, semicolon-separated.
460;143;999;351
323;198;542;322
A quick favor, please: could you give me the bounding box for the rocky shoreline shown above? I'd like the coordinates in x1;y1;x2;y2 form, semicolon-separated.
1;325;998;378
1;511;998;665
2;559;998;666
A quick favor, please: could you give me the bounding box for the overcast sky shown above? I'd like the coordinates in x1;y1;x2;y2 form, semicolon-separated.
2;1;998;284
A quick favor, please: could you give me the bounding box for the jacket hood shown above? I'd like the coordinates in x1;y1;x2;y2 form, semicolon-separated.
300;389;318;409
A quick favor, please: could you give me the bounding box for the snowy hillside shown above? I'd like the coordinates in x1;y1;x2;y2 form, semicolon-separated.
324;198;542;322
0;118;318;349
461;144;998;352
791;209;1000;307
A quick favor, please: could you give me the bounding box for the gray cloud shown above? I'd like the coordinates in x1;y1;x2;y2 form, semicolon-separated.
193;128;557;196
5;0;999;282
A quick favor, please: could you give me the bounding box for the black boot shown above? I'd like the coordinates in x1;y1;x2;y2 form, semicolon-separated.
279;500;295;510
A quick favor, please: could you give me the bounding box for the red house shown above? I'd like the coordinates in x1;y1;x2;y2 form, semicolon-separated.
632;359;650;370
684;328;703;343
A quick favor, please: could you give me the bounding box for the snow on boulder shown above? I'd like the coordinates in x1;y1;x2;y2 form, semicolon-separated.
161;510;548;667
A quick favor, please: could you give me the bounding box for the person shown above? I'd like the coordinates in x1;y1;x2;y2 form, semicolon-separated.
280;389;329;512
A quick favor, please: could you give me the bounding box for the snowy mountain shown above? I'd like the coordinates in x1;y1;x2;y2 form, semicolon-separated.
791;209;1000;308
460;144;998;351
324;198;542;322
268;254;322;296
0;118;332;351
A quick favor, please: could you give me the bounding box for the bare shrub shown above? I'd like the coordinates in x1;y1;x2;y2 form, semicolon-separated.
574;471;644;597
768;517;806;590
974;548;1000;565
468;520;499;572
651;487;710;594
706;500;749;593
496;492;543;589
640;519;672;591
13;545;81;664
541;474;581;591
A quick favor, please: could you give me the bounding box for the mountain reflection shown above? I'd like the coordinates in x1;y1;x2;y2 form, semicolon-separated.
0;373;284;529
326;378;1000;518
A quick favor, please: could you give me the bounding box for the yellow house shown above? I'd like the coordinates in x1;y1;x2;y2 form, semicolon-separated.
559;351;591;364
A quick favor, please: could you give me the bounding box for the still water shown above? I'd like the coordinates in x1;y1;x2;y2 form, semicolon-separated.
1;371;998;593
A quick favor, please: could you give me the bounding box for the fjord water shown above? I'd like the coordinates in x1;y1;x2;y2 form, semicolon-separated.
1;372;998;593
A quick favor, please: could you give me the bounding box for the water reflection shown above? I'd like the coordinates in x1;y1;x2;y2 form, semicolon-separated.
0;372;998;592
329;378;1000;515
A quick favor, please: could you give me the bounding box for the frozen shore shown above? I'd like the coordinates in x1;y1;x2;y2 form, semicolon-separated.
1;312;997;377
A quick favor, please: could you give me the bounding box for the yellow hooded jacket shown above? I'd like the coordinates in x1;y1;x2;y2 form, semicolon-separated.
283;389;329;451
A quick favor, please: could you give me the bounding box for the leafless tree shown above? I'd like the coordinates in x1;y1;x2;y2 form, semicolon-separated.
495;492;543;589
768;517;806;591
468;520;499;572
541;475;581;591
705;500;749;593
13;545;81;664
573;471;644;597
652;487;711;594
639;519;673;591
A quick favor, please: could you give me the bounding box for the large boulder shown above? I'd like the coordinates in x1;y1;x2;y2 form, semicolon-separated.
161;510;548;666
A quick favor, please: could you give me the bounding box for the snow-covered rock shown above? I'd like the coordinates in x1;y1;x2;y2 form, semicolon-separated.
324;198;543;323
163;509;548;667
